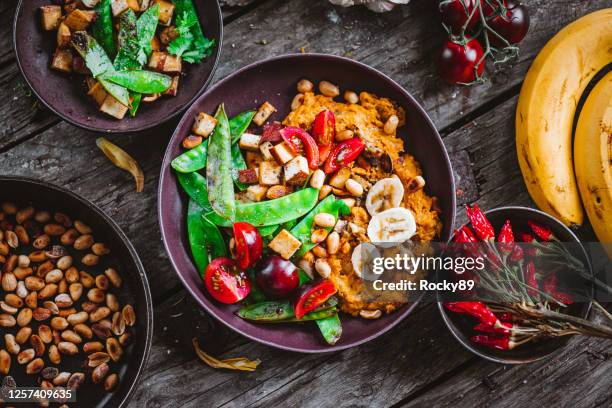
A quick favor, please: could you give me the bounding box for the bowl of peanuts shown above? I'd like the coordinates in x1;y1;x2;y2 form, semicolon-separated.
0;176;153;407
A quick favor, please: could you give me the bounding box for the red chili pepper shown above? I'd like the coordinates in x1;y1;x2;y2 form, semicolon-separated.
444;301;499;327
323;137;365;174
465;204;495;241
542;273;573;305
280;126;320;169
496;312;516;323
497;219;515;254
473;322;513;337
527;220;554;241
525;261;539;298
471;335;511;350
311;109;335;146
509;244;524;262
517;232;537;257
261;122;283;143
453;225;478;243
553;291;574;305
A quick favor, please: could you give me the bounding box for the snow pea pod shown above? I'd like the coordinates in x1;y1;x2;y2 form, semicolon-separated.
114;10;140;71
237;298;338;322
91;0;116;58
136;3;160;64
187;200;227;277
101;70;172;94
257;224;280;237
129;92;142;117
229;111;255;190
291;196;351;258
204;187;319;227
206;104;235;220
176;171;211;210
316;315;342;345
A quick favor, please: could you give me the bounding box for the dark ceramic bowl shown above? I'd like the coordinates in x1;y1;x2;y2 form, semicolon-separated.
159;54;456;352
438;206;593;364
0;176;153;407
13;0;222;133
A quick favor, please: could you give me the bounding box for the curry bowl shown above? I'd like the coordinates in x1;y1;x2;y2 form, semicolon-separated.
158;53;456;352
13;0;222;133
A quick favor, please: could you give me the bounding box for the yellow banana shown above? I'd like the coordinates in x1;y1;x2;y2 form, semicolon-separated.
574;71;612;258
516;9;612;227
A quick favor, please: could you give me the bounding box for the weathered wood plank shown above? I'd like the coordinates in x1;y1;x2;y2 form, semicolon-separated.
0;1;16;65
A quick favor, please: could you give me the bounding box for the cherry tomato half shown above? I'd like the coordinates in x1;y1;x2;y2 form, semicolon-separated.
488;2;530;46
204;258;251;304
233;222;263;270
294;280;337;319
280;126;320;169
311;109;336;146
255;255;299;298
439;38;485;84
323;137;365;174
439;0;480;33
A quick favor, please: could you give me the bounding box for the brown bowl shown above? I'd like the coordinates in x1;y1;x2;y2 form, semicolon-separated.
158;54;456;352
13;0;222;133
0;176;153;407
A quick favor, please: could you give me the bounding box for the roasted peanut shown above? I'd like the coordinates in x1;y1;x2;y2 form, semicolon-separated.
1;272;17;291
315;258;331;278
104;373;119;391
55;293;73;308
319;80;340;97
83;341;105;354
25;291;38;309
14;226;29;246
67;372;85;389
48;345;61;364
92;362;109;384
58;342;78;355
45;269;63;283
17;348;35;365
326;231;340;255
311;245;328;258
345;178;364;197
60;229;78;246
56;256;73;270
80;271;95;288
53;372;70;386
106;293;119;312
15;327;32;344
104;268;122;288
309;169;326;189
5;334;20;355
314;213;336;228
336;129;354;142
14;266;33;280
61;330;82;345
5;294;23;308
17;307;33;327
359;309;382;319
297;79;314;93
95;275;110;291
383;115;399;135
74;323;93;340
65;267;79;283
50;317;69;331
73;234;93;250
90;307;111;323
6;230;19;248
343;90;359;104
41;366;59;380
34;211;51;223
92;323;112;340
291;93;305;110
16;206;34;224
69;283;83;302
111;311;126;336
54;213;72;228
29;250;47;263
0;349;11;375
32;307;52;321
311;229;329;244
81;253;99;266
43;301;59;315
0;301;18;314
106;338;123;362
38;325;53;344
30;334;45;356
27;358;44;374
44;224;66;236
88;288;105;304
38;283;58;299
66;312;88;326
25;276;45;291
37;261;54;278
91;243;110;256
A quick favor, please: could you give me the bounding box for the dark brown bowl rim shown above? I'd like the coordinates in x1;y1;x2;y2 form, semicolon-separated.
0;175;154;405
12;0;223;134
158;53;457;353
437;205;593;365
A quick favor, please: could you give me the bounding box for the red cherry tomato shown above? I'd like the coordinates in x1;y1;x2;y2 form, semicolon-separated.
488;2;530;45
280;126;320;169
255;255;299;298
439;0;479;33
318;143;333;164
323;137;365;174
439;39;485;84
293;280;337;319
232;222;263;270
204;258;251;304
311;109;336;146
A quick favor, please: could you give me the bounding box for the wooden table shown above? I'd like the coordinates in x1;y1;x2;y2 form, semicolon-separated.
3;0;612;406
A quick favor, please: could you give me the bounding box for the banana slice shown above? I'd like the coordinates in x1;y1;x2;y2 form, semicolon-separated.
367;207;416;244
365;177;404;216
351;243;381;281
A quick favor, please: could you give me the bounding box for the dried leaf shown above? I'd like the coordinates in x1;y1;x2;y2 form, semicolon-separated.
192;338;260;372
96;138;144;192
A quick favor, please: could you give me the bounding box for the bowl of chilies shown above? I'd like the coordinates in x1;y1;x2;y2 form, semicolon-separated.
438;205;596;364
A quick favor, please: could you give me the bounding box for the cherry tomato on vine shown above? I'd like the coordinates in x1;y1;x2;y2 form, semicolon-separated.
439;0;480;33
439;38;485;84
232;222;263;270
488;2;530;46
204;258;251;304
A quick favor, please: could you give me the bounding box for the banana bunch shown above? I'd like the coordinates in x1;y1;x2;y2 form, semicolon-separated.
516;9;612;249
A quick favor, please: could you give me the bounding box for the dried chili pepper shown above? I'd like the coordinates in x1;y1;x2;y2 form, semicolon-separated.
453;225;481;259
465;204;495;241
473;322;513;337
496;312;516;323
542;273;574;305
527;220;554;241
444;301;499;327
497;219;514;254
524;261;539;298
509;244;524;262
471;334;513;350
517;232;537;257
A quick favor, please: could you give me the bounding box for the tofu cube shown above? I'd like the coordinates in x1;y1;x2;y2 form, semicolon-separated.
259;161;282;186
64;9;97;30
81;0;101;8
153;0;175;25
138;0;151;11
40;5;62;31
268;229;302;260
111;0;139;16
238;133;262;152
271;142;296;165
245;152;263;169
259;141;274;161
63;1;81;13
284;156;309;186
99;95;129;120
163;76;179;96
56;23;71;48
238;169;259;185
162;54;182;73
192;112;217;138
245;185;268;202
253;101;277;126
160;26;179;45
148;51;182;73
50;49;73;73
87;81;108;107
266;185;293;200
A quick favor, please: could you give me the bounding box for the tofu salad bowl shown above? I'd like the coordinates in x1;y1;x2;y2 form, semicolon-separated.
13;0;222;133
158;54;456;352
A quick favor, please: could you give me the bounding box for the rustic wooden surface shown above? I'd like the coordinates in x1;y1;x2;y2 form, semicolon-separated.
2;0;612;407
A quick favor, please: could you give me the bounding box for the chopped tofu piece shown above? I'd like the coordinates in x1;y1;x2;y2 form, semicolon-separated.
138;0;151;11
238;133;262;152
150;36;161;52
63;2;80;13
271;142;296;165
259;161;282;186
238;169;259;185
268;229;302;260
245;152;263;169
40;5;62;31
160;26;179;45
148;51;182;73
57;23;71;48
99;95;128;120
259;141;274;161
329;167;351;189
284;156;309;186
192;112;217;138
163;76;179;96
253;101;277;126
162;54;182;73
153;0;175;25
266;185;293;200
111;0;139;16
81;0;101;8
87;82;108;107
64;9;97;30
245;185;268;202
50;49;73;73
